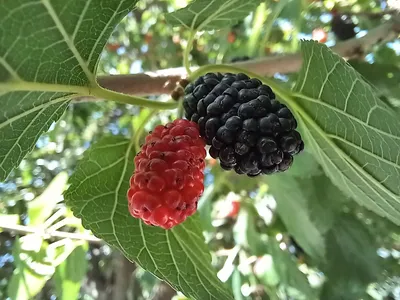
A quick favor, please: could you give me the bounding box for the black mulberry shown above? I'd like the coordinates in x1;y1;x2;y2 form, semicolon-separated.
183;73;304;176
331;10;356;41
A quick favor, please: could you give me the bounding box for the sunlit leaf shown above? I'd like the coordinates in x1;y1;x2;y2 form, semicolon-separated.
0;214;19;230
165;0;262;31
268;240;316;300
349;60;400;106
253;255;280;287
8;237;54;300
0;0;138;180
54;243;88;300
28;171;68;225
233;207;266;256
293;41;400;225
64;136;233;300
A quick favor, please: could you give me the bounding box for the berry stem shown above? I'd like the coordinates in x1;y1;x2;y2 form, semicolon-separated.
177;97;185;119
90;86;178;110
184;30;196;75
134;109;158;154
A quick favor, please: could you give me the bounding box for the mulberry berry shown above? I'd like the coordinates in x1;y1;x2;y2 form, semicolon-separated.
183;73;304;176
231;56;251;63
127;119;206;229
331;10;356;41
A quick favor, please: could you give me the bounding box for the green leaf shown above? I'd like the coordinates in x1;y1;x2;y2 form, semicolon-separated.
268;173;342;262
284;150;322;178
320;278;368;300
322;214;382;285
349;60;400;105
28;171;68;225
233;207;266;256
292;40;400;225
197;184;214;232
8;236;55;300
280;0;302;20
0;214;19;229
231;267;244;300
0;0;138;181
165;0;262;31
64;136;233;300
253;255;280;287
54;243;88;300
268;240;316;300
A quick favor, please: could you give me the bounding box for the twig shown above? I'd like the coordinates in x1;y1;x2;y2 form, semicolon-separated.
0;223;102;244
339;9;398;18
90;20;399;99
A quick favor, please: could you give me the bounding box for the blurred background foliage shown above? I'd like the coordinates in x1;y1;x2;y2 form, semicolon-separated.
1;0;400;299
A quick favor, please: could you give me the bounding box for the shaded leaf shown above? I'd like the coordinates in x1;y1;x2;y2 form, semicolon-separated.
64;136;233;300
322;214;382;285
293;41;400;225
0;0;138;180
268;173;342;262
284;150;322;178
165;0;262;31
280;0;302;21
320;279;368;300
28;171;68;225
268;240;316;300
197;184;214;232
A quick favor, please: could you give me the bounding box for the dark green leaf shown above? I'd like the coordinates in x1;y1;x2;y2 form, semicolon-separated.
268;240;316;300
268;173;342;262
280;0;302;20
293;40;400;225
64;136;233;300
322;214;382;285
320;278;369;300
0;0;138;180
165;0;262;31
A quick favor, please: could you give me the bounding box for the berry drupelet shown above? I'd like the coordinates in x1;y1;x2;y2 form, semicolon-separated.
127;119;207;229
183;72;304;176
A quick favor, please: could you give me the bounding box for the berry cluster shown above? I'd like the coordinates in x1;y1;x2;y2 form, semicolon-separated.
127;119;206;229
183;73;304;176
128;72;304;229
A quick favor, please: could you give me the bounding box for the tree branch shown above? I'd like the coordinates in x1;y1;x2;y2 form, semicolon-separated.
112;252;137;300
0;223;102;244
92;20;400;98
